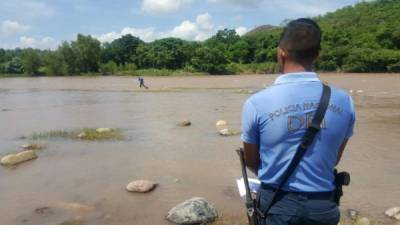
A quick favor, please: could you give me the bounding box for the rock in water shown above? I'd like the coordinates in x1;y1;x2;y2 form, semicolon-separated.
96;128;112;133
126;180;157;193
1;150;37;166
77;132;86;138
347;209;359;220
178;120;191;127
166;197;218;224
21;143;45;150
216;120;227;129
219;129;241;136
385;206;400;220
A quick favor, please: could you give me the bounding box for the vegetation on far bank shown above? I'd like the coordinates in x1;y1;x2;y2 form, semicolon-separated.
0;0;399;77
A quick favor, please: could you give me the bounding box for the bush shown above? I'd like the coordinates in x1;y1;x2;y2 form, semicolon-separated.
100;61;118;75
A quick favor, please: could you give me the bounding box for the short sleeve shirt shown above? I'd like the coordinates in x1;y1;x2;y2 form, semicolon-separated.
241;72;355;192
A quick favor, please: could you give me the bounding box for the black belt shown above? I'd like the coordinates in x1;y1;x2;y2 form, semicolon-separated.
261;183;334;200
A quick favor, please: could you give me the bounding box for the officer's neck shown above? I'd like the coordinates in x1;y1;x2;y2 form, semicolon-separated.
282;61;313;74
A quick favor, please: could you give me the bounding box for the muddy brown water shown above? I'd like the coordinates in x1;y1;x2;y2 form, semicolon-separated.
0;74;399;225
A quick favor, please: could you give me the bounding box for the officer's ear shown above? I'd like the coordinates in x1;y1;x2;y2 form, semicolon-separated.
277;47;287;60
277;47;287;68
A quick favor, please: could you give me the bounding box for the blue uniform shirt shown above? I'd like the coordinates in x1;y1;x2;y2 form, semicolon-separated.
241;72;355;192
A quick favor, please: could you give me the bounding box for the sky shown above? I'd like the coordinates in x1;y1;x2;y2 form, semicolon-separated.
0;0;362;49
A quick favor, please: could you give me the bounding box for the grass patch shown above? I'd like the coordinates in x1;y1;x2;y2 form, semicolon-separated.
32;128;123;141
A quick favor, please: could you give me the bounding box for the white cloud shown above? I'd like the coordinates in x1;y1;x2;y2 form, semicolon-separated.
235;26;248;36
0;0;55;18
196;13;214;30
19;36;36;47
141;0;192;14
18;36;57;49
166;13;215;41
97;27;158;43
0;20;31;36
96;13;217;42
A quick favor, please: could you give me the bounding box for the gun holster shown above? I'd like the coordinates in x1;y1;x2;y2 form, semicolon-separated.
333;169;350;205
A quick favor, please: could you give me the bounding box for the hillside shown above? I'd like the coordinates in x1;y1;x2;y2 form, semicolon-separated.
244;0;400;72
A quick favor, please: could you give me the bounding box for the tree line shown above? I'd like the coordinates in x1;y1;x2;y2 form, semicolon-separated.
0;0;399;76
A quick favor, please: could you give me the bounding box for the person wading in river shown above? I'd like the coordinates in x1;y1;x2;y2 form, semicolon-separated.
138;76;149;89
241;18;355;225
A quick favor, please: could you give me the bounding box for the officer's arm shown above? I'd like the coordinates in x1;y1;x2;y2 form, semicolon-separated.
243;142;259;175
336;139;349;165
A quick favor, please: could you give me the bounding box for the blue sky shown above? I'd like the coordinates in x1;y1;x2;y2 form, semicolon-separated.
0;0;362;49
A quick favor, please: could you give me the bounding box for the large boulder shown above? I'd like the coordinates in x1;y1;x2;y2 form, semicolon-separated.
1;150;37;166
166;197;218;224
126;180;157;193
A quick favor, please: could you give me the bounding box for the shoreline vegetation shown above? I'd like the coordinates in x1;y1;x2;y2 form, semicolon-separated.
31;128;124;141
1;0;399;78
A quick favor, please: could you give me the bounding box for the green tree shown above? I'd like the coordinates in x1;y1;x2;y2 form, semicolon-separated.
43;51;68;76
4;57;23;74
21;49;41;75
58;41;78;74
71;34;101;73
101;34;143;65
191;47;229;74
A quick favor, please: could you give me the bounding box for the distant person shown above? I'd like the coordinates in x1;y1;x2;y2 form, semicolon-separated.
138;76;149;89
241;18;355;225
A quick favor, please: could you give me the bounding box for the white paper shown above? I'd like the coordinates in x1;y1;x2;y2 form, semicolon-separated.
236;177;261;198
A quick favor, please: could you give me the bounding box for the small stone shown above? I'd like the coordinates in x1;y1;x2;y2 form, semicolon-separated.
96;128;112;133
34;206;52;215
219;128;230;136
356;217;371;225
216;120;227;129
347;209;359;220
178;120;191;127
126;180;157;193
385;206;400;217
356;90;364;94
166;197;218;224
219;129;241;137
77;132;86;138
395;213;400;220
1;150;37;166
21;143;46;150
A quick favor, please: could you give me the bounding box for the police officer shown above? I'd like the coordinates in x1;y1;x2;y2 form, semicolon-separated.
241;18;355;225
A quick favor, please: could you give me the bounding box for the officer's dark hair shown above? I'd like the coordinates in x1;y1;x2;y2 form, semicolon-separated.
279;18;322;65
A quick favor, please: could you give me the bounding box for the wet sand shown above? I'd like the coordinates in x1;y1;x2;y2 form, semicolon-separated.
0;73;399;225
